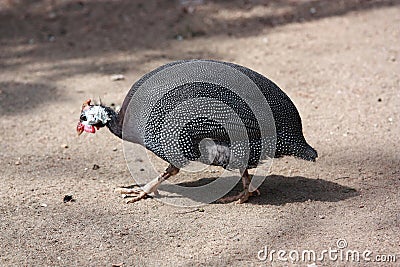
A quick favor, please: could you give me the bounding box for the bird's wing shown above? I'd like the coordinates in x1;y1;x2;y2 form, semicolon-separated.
182;116;263;143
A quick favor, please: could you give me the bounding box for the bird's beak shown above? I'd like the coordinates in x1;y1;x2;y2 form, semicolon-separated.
77;122;84;136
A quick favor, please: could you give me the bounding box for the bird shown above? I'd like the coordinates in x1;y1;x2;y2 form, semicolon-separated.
77;59;317;204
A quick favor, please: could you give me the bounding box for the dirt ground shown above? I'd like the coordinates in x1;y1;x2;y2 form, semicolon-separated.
0;0;399;266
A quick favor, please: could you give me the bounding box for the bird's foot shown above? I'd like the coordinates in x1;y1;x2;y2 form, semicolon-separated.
114;186;157;203
217;189;260;204
125;190;148;204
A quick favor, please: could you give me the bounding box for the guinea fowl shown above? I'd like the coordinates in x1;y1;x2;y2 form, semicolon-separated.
77;60;317;204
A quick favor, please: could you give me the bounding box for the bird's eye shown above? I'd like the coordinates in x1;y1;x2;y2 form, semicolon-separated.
80;114;87;121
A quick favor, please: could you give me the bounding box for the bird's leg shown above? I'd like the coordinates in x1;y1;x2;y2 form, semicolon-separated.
114;164;179;204
237;169;261;204
218;169;260;204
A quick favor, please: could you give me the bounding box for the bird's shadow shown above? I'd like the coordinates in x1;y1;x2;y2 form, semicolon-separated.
132;175;357;205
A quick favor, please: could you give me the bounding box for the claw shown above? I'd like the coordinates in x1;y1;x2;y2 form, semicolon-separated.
114;186;151;203
113;165;179;204
125;191;148;203
218;189;260;204
217;191;245;204
114;187;142;195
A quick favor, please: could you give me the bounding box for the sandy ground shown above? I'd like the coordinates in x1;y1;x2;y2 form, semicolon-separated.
0;0;399;266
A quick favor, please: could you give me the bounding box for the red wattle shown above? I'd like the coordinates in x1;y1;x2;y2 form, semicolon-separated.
84;125;96;133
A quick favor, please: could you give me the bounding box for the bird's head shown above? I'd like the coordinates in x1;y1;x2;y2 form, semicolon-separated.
76;99;111;136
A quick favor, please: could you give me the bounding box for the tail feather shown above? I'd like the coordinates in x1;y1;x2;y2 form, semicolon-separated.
297;144;318;162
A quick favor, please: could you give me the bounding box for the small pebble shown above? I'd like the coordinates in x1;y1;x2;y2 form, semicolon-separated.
183;6;196;14
92;164;100;170
47;12;57;20
111;74;125;81
41;203;48;207
318;215;325;219
63;195;74;203
48;34;56;42
61;144;69;149
15;161;21;165
112;147;118;151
